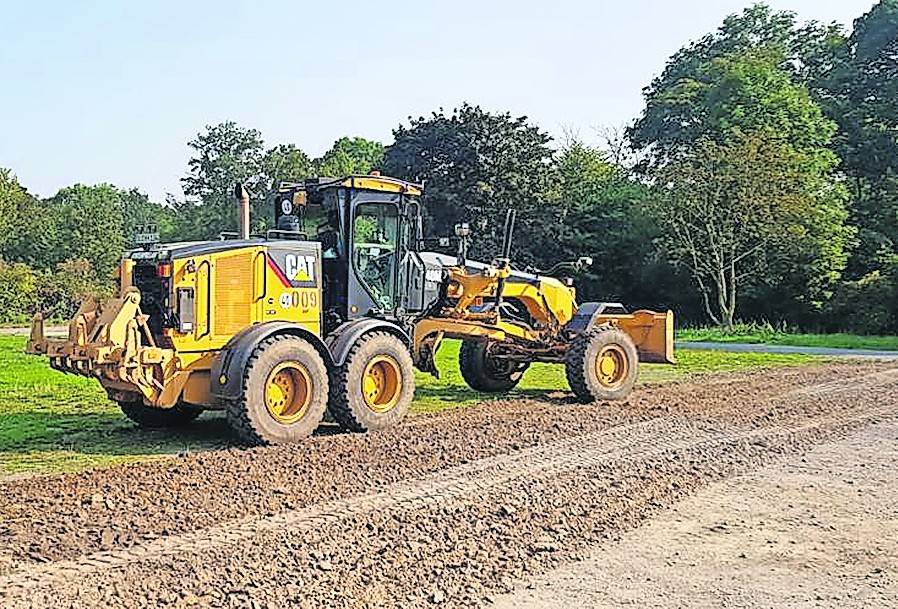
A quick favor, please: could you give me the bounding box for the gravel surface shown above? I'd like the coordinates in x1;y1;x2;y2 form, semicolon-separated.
492;418;898;608
1;361;896;608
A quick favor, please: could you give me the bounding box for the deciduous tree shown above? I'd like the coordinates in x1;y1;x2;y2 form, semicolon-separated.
656;133;851;328
315;137;384;177
180;121;266;239
383;104;557;264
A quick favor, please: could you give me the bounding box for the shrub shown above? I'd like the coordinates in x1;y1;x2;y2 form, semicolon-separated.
0;258;40;325
37;259;115;321
826;258;898;335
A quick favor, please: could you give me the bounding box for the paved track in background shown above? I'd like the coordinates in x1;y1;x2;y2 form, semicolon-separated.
678;340;898;359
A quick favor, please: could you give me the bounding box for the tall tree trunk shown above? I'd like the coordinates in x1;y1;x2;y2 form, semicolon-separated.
724;257;737;329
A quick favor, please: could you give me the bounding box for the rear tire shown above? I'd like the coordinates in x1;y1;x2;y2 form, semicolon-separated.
565;326;638;403
225;334;329;445
329;331;414;433
119;401;202;428
458;340;528;393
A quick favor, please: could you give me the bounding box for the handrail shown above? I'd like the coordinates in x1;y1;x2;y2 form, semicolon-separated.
197;260;212;340
266;229;308;240
253;251;267;302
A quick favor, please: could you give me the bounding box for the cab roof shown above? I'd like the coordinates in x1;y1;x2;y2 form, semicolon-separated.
277;174;423;197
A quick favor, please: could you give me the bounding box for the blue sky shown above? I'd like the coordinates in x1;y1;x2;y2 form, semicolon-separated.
0;0;875;201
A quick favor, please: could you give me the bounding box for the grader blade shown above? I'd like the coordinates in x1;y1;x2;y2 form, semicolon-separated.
600;309;675;364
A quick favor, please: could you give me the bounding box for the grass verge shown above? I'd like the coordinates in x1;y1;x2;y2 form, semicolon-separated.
0;335;820;477
679;325;898;351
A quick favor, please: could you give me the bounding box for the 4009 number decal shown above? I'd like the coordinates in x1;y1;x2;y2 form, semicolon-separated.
279;291;318;310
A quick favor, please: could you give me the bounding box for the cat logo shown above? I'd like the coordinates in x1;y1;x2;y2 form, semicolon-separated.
285;254;316;283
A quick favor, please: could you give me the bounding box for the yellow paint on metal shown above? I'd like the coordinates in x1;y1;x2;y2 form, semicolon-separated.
264;361;313;424
214;251;254;335
600;310;676;364
361;354;402;413
596;344;628;388
502;277;576;326
28;241;326;410
341;176;423;196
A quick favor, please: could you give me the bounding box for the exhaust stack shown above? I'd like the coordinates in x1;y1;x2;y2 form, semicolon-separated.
234;183;250;239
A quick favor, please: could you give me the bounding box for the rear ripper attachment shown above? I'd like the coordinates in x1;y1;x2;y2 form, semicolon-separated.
27;288;179;406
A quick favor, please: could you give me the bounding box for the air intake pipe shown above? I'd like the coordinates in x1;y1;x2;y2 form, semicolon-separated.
234;182;250;240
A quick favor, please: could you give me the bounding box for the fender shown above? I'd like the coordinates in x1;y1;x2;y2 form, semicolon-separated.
210;321;333;401
565;302;629;335
325;318;411;368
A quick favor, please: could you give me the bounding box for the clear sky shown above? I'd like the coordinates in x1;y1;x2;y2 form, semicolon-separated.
0;0;876;201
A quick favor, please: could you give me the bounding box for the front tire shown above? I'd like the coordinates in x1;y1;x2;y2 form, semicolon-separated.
329;331;414;433
458;340;529;393
225;334;329;445
565;327;639;403
119;401;202;428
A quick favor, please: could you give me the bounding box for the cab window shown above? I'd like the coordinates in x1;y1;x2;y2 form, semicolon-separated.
353;203;399;309
303;200;342;259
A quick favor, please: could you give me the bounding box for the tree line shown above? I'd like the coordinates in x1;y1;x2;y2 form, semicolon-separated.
1;2;895;333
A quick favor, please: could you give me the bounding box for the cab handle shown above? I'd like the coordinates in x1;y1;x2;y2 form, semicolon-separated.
254;251;267;302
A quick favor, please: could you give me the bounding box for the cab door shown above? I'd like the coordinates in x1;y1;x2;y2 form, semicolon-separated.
349;201;401;316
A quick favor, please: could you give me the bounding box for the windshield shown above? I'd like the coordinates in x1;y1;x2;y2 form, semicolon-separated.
302;201;342;259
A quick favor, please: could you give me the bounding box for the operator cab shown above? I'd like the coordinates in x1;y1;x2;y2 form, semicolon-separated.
274;175;440;334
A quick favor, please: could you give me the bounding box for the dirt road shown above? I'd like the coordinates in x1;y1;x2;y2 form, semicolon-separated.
1;361;896;608
493;418;898;608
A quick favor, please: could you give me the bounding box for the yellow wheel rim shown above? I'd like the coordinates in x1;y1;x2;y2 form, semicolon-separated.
595;345;628;388
265;361;313;424
361;355;402;413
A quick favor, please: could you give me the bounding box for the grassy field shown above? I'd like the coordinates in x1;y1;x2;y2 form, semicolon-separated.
679;324;898;351
0;335;820;477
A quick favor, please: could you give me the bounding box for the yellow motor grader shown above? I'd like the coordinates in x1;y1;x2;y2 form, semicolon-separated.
27;175;674;445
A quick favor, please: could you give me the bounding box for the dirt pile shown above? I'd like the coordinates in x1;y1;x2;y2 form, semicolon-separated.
1;362;896;608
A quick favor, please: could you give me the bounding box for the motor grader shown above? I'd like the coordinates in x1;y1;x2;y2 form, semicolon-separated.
26;174;674;445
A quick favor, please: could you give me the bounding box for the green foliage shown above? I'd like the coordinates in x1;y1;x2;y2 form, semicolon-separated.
0;181;161;322
816;1;898;279
630;4;845;165
629;5;855;328
178;124;386;238
179;121;267;239
679;322;898;350
50;184;127;277
0;260;39;325
262;144;313;194
121;188;177;243
315;137;384;177
1;2;895;336
383;104;558;264
0;169;32;255
7;182;144;277
655;132;851;327
39;259;115;321
826;256;898;335
553;140;676;307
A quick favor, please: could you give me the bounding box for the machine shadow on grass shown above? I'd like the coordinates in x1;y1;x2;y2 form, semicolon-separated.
0;384;567;475
0;408;233;462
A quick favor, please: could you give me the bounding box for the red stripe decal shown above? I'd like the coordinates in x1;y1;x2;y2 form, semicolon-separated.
267;256;291;287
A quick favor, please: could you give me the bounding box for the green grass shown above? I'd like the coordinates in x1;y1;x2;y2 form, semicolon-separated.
0;336;819;477
678;323;898;351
